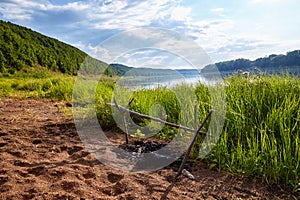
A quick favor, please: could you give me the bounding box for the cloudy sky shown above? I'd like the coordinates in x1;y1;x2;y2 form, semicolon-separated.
0;0;299;68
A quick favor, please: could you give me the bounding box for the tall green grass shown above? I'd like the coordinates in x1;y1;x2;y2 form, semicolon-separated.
0;75;74;100
0;73;299;190
206;75;299;190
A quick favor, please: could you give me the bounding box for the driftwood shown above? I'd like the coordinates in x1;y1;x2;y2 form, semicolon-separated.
107;102;206;135
112;97;135;144
113;98;130;144
175;109;214;178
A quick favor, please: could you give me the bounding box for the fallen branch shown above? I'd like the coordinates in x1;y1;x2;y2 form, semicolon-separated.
175;109;214;178
107;103;206;135
113;98;130;144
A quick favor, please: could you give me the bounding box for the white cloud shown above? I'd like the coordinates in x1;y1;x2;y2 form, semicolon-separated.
1;0;299;64
84;0;180;30
178;15;289;63
88;45;113;63
0;0;194;45
0;0;89;22
97;0;128;13
210;8;224;13
113;49;194;69
184;19;235;51
170;6;191;21
250;0;281;4
119;54;171;68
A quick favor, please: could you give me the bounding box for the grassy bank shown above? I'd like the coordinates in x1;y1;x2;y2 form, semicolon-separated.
209;75;299;191
0;71;74;100
0;73;299;191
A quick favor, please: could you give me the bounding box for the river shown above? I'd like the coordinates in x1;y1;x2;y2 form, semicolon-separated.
116;69;211;90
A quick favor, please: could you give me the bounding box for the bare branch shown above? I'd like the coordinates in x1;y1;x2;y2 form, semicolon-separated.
107;103;207;134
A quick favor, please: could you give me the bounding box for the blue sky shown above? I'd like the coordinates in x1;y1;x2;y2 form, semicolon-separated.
0;0;299;68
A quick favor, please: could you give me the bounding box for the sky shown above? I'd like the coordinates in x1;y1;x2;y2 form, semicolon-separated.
0;0;300;69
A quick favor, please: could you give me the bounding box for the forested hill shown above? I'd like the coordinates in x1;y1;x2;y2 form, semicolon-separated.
0;20;111;75
202;50;300;75
2;20;299;77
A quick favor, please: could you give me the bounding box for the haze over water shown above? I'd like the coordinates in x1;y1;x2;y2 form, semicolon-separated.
116;69;211;90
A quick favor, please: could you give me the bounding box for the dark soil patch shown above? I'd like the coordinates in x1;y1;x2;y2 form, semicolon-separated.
120;140;168;153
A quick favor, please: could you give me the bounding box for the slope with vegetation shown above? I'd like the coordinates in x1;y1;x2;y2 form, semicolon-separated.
0;20;87;75
202;50;300;75
0;20;122;76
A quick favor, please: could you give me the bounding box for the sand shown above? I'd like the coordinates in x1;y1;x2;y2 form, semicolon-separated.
0;98;296;199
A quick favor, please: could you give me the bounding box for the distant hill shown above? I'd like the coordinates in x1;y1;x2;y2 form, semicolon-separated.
111;52;300;77
107;64;179;76
202;50;300;75
2;20;299;77
105;63;132;76
0;20;118;76
107;64;200;77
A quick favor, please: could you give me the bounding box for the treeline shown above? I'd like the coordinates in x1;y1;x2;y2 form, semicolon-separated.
202;50;300;75
0;20;116;75
0;20;91;74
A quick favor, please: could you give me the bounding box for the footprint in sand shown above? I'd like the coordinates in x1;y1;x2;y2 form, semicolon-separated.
59;180;81;193
49;168;67;179
13;160;31;167
0;175;9;186
82;171;96;179
0;142;7;148
0;132;8;137
60;145;84;155
21;193;35;199
32;139;43;145
0;184;11;193
101;181;128;196
28;166;45;176
8;151;24;158
107;172;124;183
22;188;38;199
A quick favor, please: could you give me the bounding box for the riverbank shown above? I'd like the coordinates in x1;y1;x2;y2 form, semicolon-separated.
0;98;296;199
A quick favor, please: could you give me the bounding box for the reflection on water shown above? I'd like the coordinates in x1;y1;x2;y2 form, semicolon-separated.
117;69;212;90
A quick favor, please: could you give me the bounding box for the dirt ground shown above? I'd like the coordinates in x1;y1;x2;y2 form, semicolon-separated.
0;98;297;200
